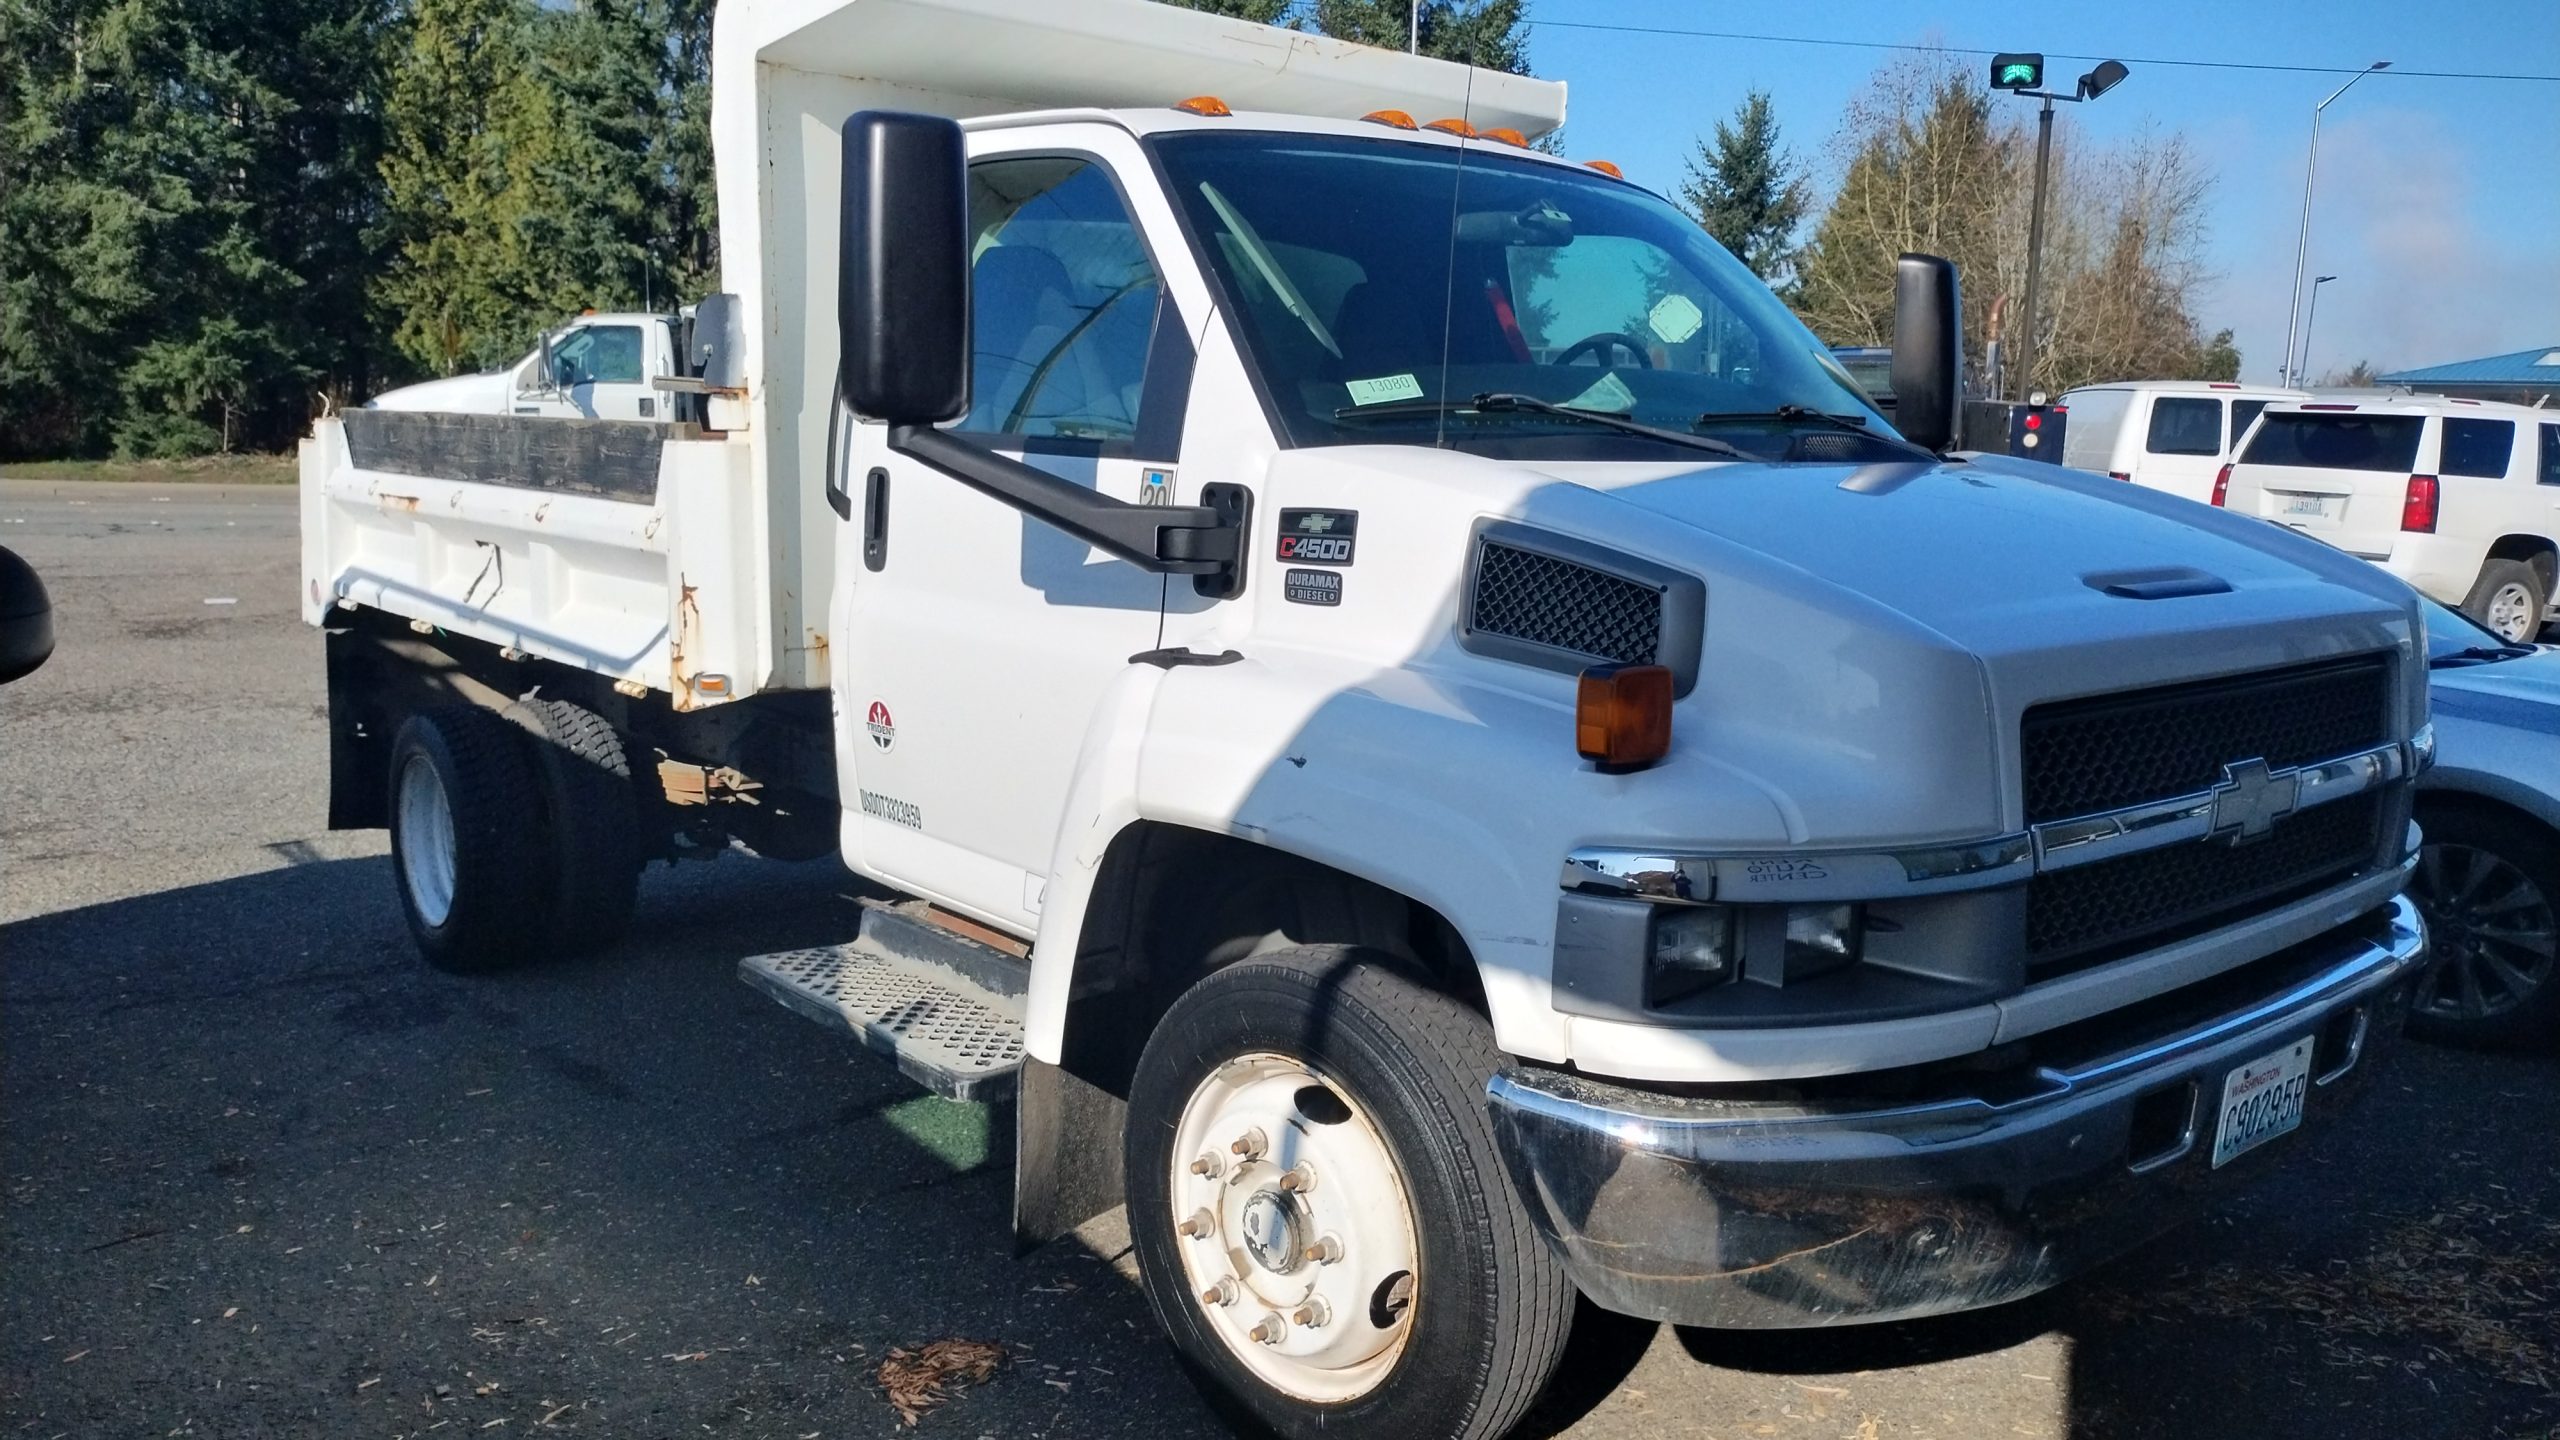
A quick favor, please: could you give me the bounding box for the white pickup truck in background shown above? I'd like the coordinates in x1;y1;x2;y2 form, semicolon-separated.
299;2;2436;1436
369;310;685;421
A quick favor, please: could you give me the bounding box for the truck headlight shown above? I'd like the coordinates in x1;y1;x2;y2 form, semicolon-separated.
1647;905;1737;1004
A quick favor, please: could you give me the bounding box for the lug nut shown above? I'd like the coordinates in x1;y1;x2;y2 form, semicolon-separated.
1277;1163;1316;1194
1189;1152;1224;1179
1248;1313;1288;1345
1177;1208;1216;1240
1291;1297;1331;1329
1303;1234;1344;1265
1229;1128;1268;1161
1199;1276;1239;1307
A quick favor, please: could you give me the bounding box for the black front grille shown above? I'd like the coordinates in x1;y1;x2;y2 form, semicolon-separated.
2021;655;2392;825
1470;541;1662;667
2028;791;2384;970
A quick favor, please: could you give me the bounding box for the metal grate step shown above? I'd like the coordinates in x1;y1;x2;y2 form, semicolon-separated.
740;943;1027;1102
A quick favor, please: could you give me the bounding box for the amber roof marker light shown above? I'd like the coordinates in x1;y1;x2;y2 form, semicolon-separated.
1172;95;1232;116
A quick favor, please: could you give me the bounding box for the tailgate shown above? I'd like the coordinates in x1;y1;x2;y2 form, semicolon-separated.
301;411;769;709
2236;411;2425;559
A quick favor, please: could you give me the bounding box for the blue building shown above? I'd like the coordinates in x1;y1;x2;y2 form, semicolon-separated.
2379;346;2560;407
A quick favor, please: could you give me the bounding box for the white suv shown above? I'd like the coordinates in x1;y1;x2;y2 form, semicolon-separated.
2218;397;2560;642
2058;380;2308;503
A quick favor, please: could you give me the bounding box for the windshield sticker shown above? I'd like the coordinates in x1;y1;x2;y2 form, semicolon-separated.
1563;372;1639;415
1649;293;1704;344
1283;569;1343;606
1345;373;1426;406
1276;508;1358;566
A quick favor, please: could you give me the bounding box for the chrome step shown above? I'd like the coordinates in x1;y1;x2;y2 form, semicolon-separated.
738;904;1032;1103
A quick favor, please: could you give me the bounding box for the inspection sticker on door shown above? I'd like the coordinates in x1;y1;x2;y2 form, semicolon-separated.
2211;1036;2314;1168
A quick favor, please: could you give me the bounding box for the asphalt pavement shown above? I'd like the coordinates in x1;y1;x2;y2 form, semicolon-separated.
4;480;2555;1440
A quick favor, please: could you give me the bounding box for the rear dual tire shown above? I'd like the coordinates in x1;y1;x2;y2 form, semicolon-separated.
386;701;642;972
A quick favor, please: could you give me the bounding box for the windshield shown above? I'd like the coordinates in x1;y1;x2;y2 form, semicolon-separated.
1149;132;1885;462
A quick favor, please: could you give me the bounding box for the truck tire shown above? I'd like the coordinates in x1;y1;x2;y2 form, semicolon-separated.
2461;559;2549;644
387;707;553;972
506;697;644;952
1125;947;1574;1440
2408;804;2560;1050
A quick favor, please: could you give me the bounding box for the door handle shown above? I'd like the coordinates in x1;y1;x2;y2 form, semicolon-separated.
862;467;890;572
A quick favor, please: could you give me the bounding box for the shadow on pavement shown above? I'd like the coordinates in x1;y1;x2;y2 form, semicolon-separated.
0;854;1214;1437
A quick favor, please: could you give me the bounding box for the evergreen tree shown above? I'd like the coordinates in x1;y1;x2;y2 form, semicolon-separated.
1312;0;1528;72
1679;90;1805;285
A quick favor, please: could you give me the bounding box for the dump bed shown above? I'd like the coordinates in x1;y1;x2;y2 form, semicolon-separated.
304;0;1562;706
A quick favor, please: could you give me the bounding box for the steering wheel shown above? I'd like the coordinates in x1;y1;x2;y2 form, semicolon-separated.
1553;331;1655;368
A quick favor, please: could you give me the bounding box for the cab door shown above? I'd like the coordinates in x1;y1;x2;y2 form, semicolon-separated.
829;133;1203;933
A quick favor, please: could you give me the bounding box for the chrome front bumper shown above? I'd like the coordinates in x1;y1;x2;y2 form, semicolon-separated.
1487;894;2426;1329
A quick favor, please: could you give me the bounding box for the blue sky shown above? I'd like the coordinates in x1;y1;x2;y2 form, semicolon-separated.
1514;0;2560;382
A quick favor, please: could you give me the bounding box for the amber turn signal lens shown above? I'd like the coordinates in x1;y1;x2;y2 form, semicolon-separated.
1576;665;1674;769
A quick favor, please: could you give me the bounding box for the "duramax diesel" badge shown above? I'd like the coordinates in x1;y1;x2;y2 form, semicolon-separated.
1275;508;1358;566
1283;569;1342;606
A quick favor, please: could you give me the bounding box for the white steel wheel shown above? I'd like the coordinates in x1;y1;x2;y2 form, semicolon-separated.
1166;1052;1420;1403
385;707;551;973
1125;946;1574;1440
395;752;459;927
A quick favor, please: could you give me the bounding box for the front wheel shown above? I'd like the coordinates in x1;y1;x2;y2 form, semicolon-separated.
2408;806;2560;1049
1125;948;1574;1440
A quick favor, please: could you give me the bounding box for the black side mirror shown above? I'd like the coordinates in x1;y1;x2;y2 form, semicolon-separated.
1889;253;1963;454
0;546;56;685
838;111;970;425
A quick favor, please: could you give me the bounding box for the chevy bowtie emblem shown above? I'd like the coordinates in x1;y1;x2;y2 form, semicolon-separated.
1299;512;1337;533
2208;757;2301;843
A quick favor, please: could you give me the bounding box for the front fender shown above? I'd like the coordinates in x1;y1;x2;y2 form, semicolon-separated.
1025;648;1792;1065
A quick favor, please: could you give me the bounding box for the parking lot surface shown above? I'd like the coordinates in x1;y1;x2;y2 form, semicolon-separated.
5;481;2555;1439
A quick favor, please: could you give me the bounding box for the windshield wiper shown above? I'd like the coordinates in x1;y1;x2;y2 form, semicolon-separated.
1333;392;1752;461
2430;643;2537;667
1693;405;1930;455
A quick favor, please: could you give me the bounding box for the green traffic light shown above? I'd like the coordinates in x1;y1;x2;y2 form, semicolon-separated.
2000;62;2039;86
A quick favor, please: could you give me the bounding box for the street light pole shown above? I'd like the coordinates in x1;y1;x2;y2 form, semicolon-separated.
2298;275;2337;387
2280;62;2389;387
1992;56;2125;401
2015;94;2057;402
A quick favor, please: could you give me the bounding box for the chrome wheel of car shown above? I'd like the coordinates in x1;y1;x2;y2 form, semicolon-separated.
2483;581;2539;644
396;752;459;928
2412;842;2557;1021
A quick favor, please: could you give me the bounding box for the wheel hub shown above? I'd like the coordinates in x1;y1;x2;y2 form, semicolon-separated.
1239;1188;1307;1276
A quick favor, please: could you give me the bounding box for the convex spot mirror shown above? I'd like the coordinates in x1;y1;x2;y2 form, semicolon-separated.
837;111;971;426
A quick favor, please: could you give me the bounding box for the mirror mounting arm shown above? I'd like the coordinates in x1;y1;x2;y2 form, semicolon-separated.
887;426;1249;597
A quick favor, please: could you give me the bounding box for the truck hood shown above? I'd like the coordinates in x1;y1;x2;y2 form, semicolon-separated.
1263;445;2425;844
368;372;513;414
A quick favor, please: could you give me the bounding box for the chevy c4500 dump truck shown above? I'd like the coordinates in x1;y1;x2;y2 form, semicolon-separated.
301;2;2434;1434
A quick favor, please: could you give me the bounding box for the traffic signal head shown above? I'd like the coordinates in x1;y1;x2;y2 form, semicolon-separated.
1991;53;2045;91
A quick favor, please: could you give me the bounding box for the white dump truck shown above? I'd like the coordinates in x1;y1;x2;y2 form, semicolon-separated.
369;311;691;421
301;2;2435;1434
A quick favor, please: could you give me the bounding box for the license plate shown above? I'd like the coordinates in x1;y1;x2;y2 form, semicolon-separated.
2211;1037;2314;1168
2278;493;2338;520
